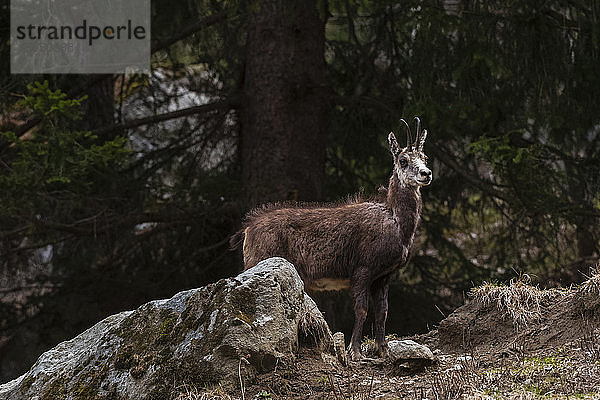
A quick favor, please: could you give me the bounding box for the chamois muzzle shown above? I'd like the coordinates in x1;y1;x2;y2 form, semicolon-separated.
418;168;432;185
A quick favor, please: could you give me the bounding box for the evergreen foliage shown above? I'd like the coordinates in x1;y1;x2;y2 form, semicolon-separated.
0;82;127;218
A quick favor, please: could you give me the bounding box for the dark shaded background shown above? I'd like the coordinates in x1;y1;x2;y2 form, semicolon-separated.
1;0;599;381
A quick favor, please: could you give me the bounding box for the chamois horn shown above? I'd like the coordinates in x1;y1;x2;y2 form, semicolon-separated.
399;118;412;151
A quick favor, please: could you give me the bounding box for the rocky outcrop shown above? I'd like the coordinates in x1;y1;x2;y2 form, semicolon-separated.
0;257;331;400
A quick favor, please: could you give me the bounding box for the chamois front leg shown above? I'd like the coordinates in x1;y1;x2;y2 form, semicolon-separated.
348;276;369;361
371;276;391;358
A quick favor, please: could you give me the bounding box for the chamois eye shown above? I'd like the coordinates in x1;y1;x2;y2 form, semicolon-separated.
399;158;408;168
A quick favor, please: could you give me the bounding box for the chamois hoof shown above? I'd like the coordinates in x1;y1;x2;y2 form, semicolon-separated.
347;346;364;362
376;343;390;359
347;349;384;366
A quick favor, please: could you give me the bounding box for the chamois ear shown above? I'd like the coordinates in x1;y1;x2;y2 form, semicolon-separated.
388;132;400;156
418;129;428;152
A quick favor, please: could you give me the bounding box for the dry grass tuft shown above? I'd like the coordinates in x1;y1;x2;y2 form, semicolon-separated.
428;366;474;400
299;297;333;350
470;274;566;329
579;264;600;296
575;264;600;312
174;384;233;400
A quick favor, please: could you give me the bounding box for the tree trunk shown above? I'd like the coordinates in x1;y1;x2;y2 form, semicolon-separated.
241;0;330;207
56;75;115;132
79;75;115;132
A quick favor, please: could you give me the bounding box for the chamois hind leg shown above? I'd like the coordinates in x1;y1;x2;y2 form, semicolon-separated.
348;280;369;361
371;276;391;358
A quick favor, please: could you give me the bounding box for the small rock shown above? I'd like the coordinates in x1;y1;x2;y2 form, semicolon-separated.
333;332;348;366
388;340;435;365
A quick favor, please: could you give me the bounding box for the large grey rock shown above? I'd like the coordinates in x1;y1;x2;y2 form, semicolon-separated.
0;257;331;399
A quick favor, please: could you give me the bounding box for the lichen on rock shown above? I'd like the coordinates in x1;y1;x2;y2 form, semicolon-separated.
0;257;331;400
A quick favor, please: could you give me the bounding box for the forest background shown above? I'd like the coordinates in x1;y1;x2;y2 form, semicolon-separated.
0;0;599;382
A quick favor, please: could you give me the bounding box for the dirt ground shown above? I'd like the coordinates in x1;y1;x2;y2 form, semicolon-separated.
183;273;600;400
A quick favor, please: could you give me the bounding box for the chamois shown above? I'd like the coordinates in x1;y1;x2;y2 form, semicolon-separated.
232;118;432;361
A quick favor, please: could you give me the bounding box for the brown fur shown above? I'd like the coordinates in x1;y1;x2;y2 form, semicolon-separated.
232;130;431;360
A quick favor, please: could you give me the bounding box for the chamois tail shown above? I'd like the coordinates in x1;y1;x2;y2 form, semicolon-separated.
229;229;245;251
